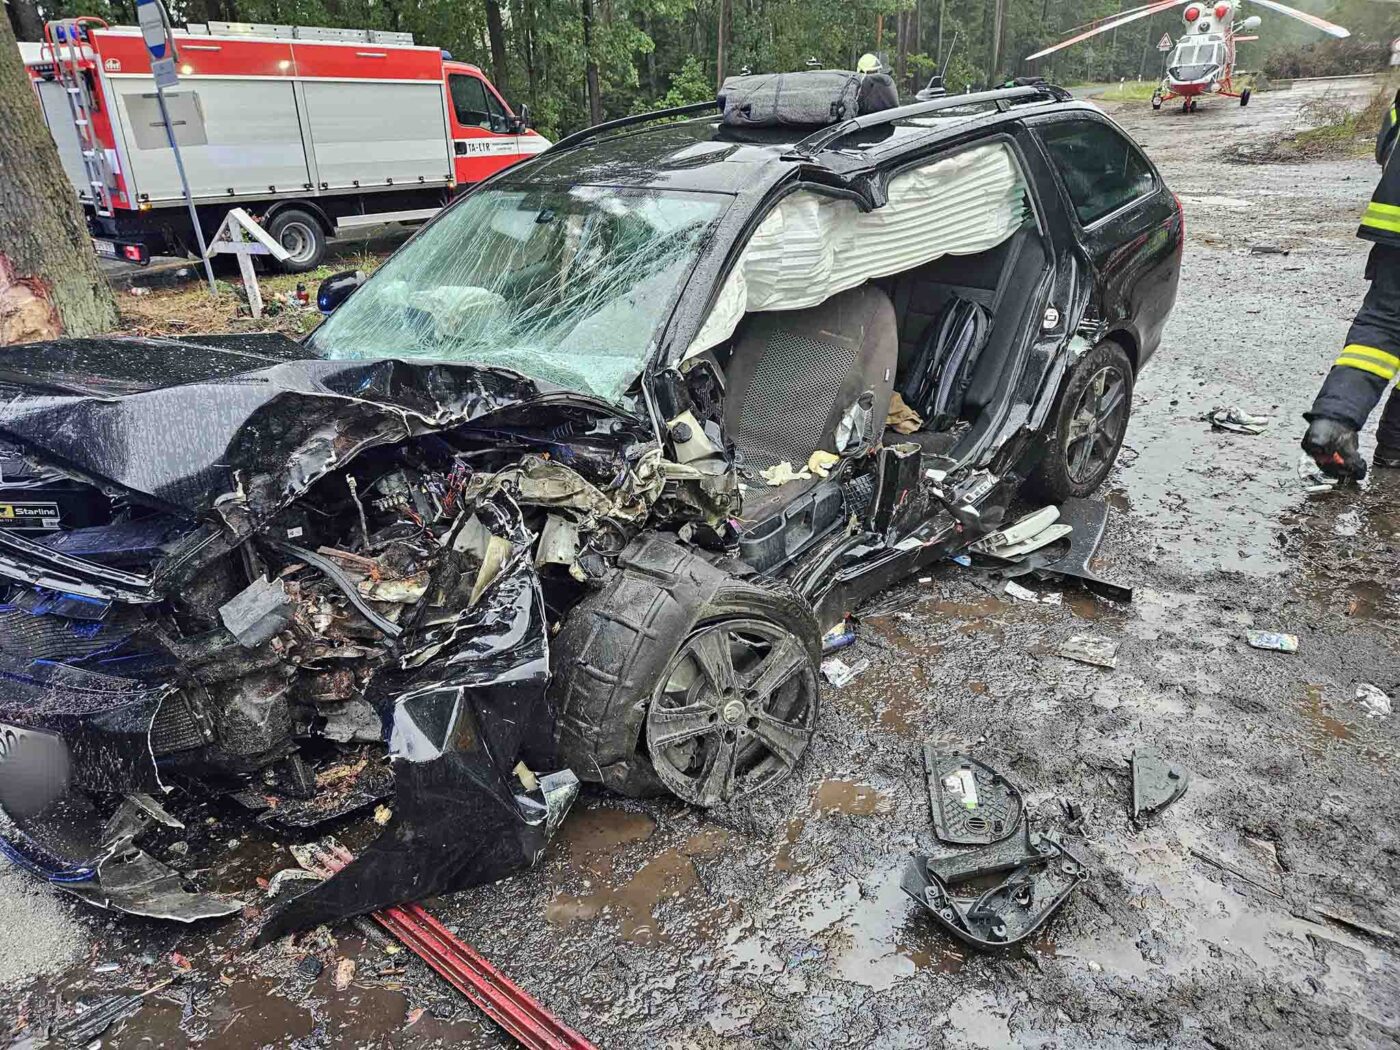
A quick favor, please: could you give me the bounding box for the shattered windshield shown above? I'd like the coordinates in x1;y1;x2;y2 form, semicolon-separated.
308;185;727;402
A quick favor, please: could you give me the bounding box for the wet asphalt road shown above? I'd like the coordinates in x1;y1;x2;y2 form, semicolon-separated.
3;78;1398;1049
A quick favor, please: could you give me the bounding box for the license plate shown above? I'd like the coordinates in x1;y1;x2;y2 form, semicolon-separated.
0;723;71;819
91;238;117;258
0;722;57;765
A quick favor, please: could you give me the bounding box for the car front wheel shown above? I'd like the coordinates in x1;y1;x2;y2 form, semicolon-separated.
551;535;821;805
1027;340;1134;502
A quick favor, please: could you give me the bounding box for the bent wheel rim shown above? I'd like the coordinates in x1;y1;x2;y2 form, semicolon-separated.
645;618;817;807
1064;363;1129;487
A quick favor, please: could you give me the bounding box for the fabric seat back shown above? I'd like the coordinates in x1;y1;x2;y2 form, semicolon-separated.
723;284;898;469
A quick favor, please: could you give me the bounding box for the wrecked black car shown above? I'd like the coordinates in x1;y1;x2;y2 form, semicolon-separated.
0;83;1179;932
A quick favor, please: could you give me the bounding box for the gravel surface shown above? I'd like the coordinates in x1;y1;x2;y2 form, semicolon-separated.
2;76;1397;1050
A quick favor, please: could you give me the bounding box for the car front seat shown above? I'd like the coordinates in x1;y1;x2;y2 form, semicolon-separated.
723;283;898;472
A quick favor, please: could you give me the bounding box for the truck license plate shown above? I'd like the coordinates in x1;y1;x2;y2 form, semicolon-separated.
91;238;117;258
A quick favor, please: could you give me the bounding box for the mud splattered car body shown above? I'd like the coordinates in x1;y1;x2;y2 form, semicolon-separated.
0;85;1179;932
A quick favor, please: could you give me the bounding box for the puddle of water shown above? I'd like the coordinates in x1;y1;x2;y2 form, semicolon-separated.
197;976;318;1045
734;864;964;992
944;989;1012;1048
1065;590;1112;621
559;805;657;857
930;595;1006;619
810;779;892;817
1299;683;1355;751
773;818;806;873
546;825;729;946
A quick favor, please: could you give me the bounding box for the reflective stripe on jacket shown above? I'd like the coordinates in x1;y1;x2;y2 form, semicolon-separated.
1359;90;1400;247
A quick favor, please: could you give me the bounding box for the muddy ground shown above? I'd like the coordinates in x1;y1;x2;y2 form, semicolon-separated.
3;78;1398;1049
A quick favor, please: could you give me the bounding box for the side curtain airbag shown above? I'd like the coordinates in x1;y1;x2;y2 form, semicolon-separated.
686;142;1027;359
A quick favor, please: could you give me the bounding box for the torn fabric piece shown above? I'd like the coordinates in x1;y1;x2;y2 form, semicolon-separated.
887;392;923;434
686;142;1027;358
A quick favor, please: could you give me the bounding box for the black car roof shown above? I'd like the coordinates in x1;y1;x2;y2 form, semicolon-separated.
507;90;1094;196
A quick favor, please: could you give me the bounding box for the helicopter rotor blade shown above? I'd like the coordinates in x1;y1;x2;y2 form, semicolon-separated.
1026;0;1192;62
1062;1;1166;36
1245;0;1351;38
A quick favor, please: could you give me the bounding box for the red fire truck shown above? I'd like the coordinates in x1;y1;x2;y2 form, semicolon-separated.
22;18;549;271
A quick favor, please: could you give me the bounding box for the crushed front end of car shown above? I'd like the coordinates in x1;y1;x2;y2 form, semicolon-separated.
0;335;735;931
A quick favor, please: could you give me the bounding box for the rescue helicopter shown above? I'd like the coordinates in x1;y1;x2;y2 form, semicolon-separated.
1025;0;1352;113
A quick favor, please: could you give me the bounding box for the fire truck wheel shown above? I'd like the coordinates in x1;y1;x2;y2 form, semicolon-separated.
1151;94;1162;110
267;209;328;273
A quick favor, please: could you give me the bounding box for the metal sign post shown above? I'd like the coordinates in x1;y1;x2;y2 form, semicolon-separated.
136;0;216;295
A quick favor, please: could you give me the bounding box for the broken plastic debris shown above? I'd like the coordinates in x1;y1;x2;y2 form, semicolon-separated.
972;506;1072;560
1004;581;1062;605
821;656;869;687
1205;406;1270;435
1055;635;1118;669
924;748;1024;846
1356;683;1392;719
1130;751;1189;822
54;978;176;1045
218;576;294;648
901;836;1088;950
951;553;972;567
1297;455;1338;494
760;461;812;486
1247;630;1298;653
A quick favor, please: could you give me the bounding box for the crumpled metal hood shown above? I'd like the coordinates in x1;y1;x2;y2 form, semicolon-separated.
0;334;554;516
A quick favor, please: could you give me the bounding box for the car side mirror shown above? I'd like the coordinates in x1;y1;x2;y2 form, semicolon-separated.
511;103;531;133
317;270;366;315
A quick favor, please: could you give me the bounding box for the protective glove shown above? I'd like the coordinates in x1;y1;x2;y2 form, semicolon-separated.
1302;418;1367;480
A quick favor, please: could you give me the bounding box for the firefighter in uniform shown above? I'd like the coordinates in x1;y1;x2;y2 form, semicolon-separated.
1302;90;1400;479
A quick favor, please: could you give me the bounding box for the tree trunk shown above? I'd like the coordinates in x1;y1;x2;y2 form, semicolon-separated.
988;0;1005;85
715;0;729;91
0;18;117;344
581;0;603;124
524;0;539;115
485;0;510;98
6;0;43;42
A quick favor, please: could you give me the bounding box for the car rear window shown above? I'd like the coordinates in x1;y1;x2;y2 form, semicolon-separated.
1038;119;1156;226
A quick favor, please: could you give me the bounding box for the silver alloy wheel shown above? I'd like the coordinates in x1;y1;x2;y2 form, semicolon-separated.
278;220;317;265
645;619;817;806
1065;363;1129;487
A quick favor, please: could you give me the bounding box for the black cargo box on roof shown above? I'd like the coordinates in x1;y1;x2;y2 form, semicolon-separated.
717;70;899;128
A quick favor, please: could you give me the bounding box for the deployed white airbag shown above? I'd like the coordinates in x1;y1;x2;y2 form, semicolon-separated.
686;142;1027;358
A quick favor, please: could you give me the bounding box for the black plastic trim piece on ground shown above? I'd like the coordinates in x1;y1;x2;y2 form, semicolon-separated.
924;747;1025;846
1131;751;1190;823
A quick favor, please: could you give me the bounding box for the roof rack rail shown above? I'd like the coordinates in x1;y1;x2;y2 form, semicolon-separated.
785;84;1065;159
544;100;721;157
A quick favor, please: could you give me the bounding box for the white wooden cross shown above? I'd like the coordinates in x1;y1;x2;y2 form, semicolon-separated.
205;208;291;319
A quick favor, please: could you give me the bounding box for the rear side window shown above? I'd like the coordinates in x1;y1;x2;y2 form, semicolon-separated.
1039;119;1156;226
